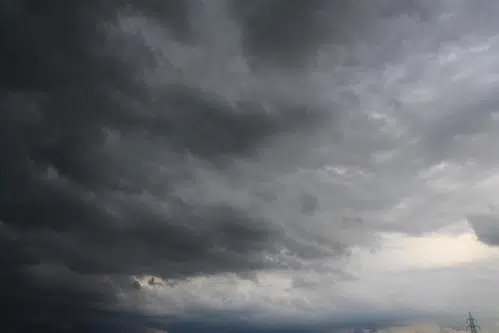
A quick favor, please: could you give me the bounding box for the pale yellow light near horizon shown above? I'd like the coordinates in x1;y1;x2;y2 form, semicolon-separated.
134;230;499;289
358;231;499;273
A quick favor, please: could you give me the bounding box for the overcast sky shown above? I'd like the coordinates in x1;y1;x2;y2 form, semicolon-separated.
2;0;499;332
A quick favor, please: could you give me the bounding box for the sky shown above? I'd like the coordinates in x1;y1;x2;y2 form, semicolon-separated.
2;0;499;332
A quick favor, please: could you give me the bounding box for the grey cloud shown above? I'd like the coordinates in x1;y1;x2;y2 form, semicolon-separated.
230;0;331;68
467;214;499;247
311;1;499;236
0;0;338;278
1;2;372;329
5;0;499;330
230;0;435;70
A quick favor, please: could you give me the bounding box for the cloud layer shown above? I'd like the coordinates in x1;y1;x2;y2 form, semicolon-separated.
3;0;499;332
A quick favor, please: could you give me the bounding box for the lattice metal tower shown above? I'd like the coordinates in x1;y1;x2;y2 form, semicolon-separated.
466;312;480;333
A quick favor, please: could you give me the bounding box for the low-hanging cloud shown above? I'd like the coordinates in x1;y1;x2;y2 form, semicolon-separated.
1;0;338;276
4;0;499;331
0;0;382;330
467;213;499;247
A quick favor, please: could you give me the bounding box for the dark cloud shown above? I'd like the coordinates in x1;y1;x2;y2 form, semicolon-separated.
467;214;499;247
156;311;417;333
231;0;331;68
0;259;158;332
5;0;492;330
299;192;319;215
0;0;356;330
2;0;456;330
0;0;327;267
230;0;436;69
118;0;193;41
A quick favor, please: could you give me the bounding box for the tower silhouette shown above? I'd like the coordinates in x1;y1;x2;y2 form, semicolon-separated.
466;312;480;333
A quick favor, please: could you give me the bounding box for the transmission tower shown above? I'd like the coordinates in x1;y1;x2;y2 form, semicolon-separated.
466;312;480;333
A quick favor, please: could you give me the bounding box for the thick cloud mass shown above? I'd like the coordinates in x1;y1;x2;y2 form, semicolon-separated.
467;214;499;247
3;0;499;332
0;0;342;281
0;0;365;331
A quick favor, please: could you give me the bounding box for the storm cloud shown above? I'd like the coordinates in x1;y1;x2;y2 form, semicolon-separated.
3;0;499;332
467;214;499;247
0;0;373;331
0;0;349;281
